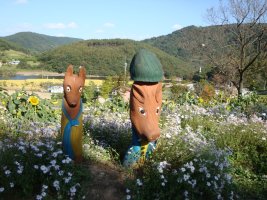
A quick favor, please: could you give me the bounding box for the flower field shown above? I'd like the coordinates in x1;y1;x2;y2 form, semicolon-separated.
0;86;267;199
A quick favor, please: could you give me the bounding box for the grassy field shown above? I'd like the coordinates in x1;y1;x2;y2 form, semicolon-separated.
2;50;30;59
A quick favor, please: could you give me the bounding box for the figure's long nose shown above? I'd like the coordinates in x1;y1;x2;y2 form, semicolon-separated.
146;129;160;141
70;102;77;107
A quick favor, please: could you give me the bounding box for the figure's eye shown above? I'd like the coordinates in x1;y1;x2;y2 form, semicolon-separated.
139;107;146;116
66;86;71;92
79;87;83;93
156;107;160;115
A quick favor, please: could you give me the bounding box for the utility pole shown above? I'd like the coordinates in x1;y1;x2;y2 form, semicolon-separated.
124;61;127;86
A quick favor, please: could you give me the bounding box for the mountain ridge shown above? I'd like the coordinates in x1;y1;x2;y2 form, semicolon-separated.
1;32;83;53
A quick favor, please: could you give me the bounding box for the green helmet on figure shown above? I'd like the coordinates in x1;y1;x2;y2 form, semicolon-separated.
130;49;164;82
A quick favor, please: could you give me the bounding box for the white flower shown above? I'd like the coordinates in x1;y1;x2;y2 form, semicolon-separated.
10;182;14;188
64;177;71;183
0;187;4;192
18;146;25;151
207;182;211;187
157;161;170;173
34;165;39;169
30;144;39;152
161;182;165;186
41;192;46;197
36;153;43;157
184;190;188;197
190;165;195;173
183;174;190;181
192;179;197;188
136;179;143;186
53;180;60;191
68;172;73;177
54;165;60;170
165;133;171;138
58;170;64;176
70;186;77;196
70;186;77;193
52;152;58;157
50;160;56;166
126;194;131;200
36;194;42;200
14;161;20;166
17;165;24;174
225;174;232;183
157;168;163;173
5;170;11;176
126;188;130;193
42;184;48;190
62;157;72;164
40;165;49;174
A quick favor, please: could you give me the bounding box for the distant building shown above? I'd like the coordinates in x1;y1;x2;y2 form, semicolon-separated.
9;60;20;65
48;86;63;93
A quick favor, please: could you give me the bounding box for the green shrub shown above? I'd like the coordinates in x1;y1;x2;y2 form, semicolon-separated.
82;81;98;103
214;124;267;199
100;76;115;99
170;83;189;101
4;90;58;123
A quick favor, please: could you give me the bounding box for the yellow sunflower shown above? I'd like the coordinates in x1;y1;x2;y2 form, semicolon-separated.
28;96;39;106
198;97;204;104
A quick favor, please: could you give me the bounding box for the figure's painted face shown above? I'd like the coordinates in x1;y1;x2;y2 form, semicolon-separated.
63;65;86;107
130;82;162;142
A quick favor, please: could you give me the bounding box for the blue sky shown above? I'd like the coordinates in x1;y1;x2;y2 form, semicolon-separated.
0;0;220;40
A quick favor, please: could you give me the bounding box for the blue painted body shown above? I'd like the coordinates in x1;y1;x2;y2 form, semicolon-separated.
61;99;83;160
123;127;157;167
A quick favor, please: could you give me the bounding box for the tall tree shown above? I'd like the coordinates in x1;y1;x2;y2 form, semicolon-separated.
206;0;267;97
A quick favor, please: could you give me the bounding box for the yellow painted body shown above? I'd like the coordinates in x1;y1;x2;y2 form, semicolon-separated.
61;111;83;161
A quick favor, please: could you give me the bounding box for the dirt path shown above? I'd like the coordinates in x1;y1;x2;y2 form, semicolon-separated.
84;162;126;200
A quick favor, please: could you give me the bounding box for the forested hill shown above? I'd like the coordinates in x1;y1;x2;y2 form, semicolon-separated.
0;38;28;53
143;25;220;61
38;39;195;78
142;24;267;66
2;32;83;54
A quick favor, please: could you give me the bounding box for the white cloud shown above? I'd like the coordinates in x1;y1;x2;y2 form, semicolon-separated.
44;23;65;29
104;22;115;28
15;0;28;4
44;22;78;29
67;22;77;28
52;33;65;37
95;29;104;33
172;24;183;30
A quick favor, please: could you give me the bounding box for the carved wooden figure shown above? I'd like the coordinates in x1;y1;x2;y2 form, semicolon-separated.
123;49;163;166
61;65;86;162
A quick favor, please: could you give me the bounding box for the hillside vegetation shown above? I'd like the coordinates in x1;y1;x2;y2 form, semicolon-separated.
2;32;83;53
38;39;195;78
143;24;267;68
0;38;28;53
